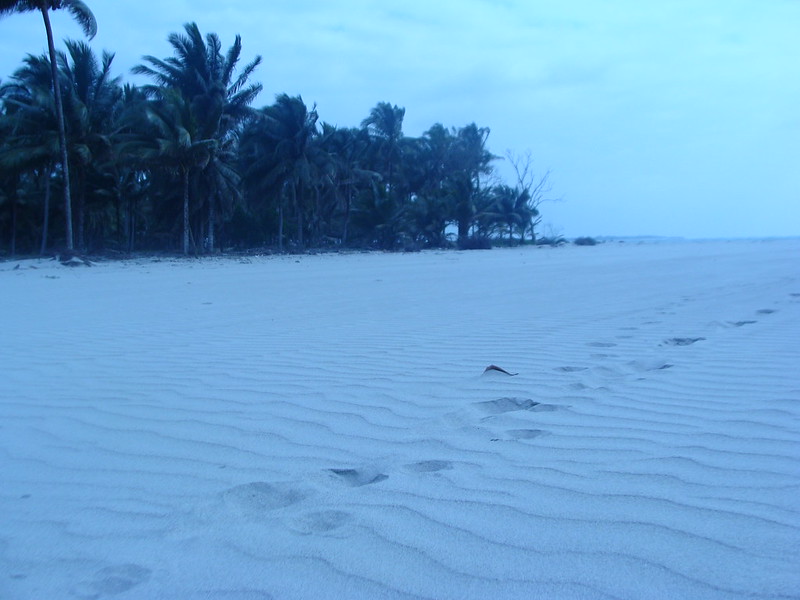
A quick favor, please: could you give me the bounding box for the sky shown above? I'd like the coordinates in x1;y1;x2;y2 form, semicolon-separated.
1;0;798;239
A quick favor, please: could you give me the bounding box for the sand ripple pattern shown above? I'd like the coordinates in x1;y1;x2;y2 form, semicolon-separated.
1;240;799;599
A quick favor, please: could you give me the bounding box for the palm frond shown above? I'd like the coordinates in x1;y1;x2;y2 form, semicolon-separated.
62;0;97;39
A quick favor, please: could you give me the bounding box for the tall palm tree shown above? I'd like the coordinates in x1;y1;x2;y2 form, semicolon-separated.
138;89;215;254
105;82;149;252
361;102;405;201
318;124;378;245
133;22;262;252
240;94;319;251
0;0;97;251
487;184;528;242
0;53;61;253
450;123;495;241
58;39;122;249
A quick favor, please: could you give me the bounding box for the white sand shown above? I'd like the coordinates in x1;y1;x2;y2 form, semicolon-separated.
1;239;799;599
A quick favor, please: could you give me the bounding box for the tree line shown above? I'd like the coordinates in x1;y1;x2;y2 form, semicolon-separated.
0;2;553;256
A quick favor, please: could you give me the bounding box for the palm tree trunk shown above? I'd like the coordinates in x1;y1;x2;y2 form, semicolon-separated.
76;169;86;250
115;190;122;250
182;167;190;254
342;185;351;245
127;195;135;253
41;7;74;251
40;166;51;255
296;183;304;249
207;192;216;253
278;202;284;252
10;192;17;256
458;218;470;241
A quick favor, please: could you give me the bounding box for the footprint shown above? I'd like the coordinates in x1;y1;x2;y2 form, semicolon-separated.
731;320;757;327
476;398;560;415
555;366;587;372
587;342;617;348
627;360;673;372
475;397;537;414
507;429;549;440
476;397;538;414
70;564;151;599
756;308;776;315
663;337;705;346
405;460;453;473
328;468;388;487
288;510;352;535
479;397;562;414
223;482;307;516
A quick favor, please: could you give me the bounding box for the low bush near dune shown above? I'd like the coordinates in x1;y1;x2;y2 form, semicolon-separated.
535;236;566;247
457;236;493;250
574;236;598;246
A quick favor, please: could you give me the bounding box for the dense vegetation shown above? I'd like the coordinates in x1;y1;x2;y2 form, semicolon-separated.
0;4;552;256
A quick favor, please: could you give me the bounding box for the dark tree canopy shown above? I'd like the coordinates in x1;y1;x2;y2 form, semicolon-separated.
0;15;552;256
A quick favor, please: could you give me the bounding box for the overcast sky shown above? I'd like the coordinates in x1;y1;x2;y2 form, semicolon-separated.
1;1;798;239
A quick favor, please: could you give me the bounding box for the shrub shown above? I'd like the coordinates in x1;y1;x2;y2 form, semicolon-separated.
573;236;598;246
457;236;493;250
535;236;566;247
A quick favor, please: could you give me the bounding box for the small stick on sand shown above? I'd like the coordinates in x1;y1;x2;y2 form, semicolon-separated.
484;365;518;376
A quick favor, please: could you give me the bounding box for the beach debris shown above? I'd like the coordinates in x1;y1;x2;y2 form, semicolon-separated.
477;397;538;414
483;364;518;376
328;468;388;487
731;320;756;327
57;252;93;267
476;397;561;415
663;337;705;346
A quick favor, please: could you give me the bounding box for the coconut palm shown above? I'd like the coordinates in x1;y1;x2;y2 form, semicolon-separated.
240;94;319;251
450;123;496;241
0;0;97;250
138;89;215;254
133;22;262;251
361;102;405;201
487;184;527;242
102;82;150;252
317;124;378;245
58;39;122;249
0;53;61;253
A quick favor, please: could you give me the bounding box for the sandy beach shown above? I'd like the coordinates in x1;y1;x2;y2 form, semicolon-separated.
1;239;799;599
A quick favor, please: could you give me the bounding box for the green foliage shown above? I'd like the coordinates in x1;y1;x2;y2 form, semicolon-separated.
457;236;492;250
0;18;556;256
573;236;598;246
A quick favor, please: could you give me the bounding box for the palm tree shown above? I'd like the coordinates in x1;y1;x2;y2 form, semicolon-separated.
361;102;405;201
105;83;149;252
450;123;496;241
240;94;319;251
133;22;262;252
58;39;122;249
318;125;377;245
487;184;527;242
0;53;61;253
138;89;215;254
0;0;97;251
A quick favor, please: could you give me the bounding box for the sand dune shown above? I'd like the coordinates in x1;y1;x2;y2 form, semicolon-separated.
1;239;799;599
